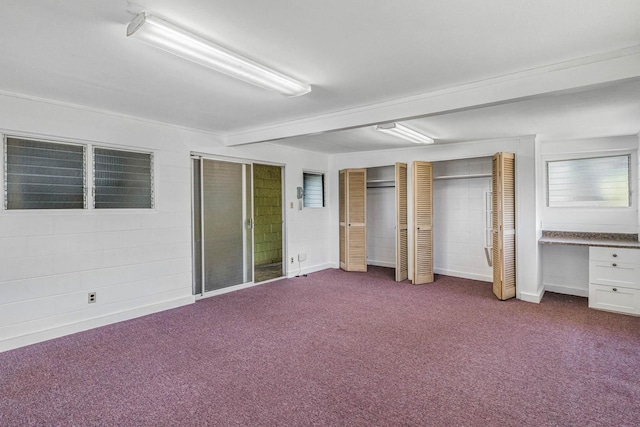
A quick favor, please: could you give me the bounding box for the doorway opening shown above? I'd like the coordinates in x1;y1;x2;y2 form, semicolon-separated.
191;157;285;297
253;164;284;283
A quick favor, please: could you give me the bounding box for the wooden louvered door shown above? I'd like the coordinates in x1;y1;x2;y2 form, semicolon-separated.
339;168;367;272
395;162;408;281
492;152;516;300
339;170;347;269
412;161;434;284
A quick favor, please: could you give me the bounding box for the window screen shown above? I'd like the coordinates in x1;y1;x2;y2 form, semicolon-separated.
5;137;85;209
546;155;630;207
303;172;324;208
94;148;153;209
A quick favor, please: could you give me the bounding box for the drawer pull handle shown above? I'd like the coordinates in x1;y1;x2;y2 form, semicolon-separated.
613;254;618;257
612;263;617;267
613;288;618;292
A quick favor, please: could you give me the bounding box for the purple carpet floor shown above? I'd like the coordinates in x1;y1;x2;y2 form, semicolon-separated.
1;267;639;426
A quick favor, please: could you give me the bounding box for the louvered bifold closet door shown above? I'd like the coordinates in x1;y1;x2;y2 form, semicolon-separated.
395;162;408;281
339;168;367;272
492;152;516;300
413;161;434;284
339;170;347;269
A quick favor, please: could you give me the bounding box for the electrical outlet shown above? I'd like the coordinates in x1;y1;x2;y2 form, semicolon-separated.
298;253;307;262
290;257;294;264
88;292;97;304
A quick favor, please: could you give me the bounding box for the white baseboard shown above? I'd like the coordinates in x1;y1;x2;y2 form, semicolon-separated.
434;268;492;283
0;295;195;354
287;262;335;278
543;283;588;298
519;288;544;303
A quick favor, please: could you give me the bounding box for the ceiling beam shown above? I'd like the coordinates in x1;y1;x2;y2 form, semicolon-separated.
223;46;640;146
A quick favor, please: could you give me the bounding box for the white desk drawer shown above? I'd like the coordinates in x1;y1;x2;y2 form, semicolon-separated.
589;247;640;264
589;284;639;315
589;261;639;289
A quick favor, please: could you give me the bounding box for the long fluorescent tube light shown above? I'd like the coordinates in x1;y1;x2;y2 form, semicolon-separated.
126;12;311;97
375;123;434;144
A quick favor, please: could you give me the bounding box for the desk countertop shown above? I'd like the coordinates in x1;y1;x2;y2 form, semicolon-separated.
538;231;640;249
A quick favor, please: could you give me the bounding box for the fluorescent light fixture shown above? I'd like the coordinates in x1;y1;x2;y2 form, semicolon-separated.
375;123;434;144
126;12;311;97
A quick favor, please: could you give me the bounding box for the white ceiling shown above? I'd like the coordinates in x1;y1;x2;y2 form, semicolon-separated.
1;0;640;153
273;79;640;153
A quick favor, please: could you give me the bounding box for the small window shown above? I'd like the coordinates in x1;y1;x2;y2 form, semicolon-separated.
303;172;324;208
546;155;631;207
94;148;153;209
4;137;85;209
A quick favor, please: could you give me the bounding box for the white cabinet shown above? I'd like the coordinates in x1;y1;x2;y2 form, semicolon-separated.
589;247;640;315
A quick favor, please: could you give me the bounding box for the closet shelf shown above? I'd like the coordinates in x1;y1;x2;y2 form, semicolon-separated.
433;173;491;180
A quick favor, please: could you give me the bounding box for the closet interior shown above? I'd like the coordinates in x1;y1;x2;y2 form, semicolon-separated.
363;164;408;281
432;157;494;283
341;153;515;300
366;165;397;269
340;164;407;281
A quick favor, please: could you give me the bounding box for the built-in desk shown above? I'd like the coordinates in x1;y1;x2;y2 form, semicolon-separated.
539;231;640;316
538;230;640;249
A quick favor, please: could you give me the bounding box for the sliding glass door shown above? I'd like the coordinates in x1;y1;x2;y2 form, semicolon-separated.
192;158;253;295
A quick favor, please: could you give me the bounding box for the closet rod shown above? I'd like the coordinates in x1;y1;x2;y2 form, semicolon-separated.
433;173;491;180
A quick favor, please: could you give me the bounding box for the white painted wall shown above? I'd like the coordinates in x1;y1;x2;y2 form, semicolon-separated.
539;135;639;296
0;93;331;352
365;165;396;268
433;177;492;282
542;245;589;297
366;187;395;268
329;136;541;302
540;135;638;233
433;157;493;282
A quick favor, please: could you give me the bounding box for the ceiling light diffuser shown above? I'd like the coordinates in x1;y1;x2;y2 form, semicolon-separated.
375;123;434;144
126;12;311;97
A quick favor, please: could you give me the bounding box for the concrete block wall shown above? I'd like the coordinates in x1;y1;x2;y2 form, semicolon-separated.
253;164;283;266
0;91;332;352
0;94;194;352
433;176;493;282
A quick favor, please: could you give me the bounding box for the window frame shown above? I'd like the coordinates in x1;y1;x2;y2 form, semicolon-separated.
92;146;155;210
544;152;634;209
3;135;87;211
2;133;156;212
302;171;325;208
